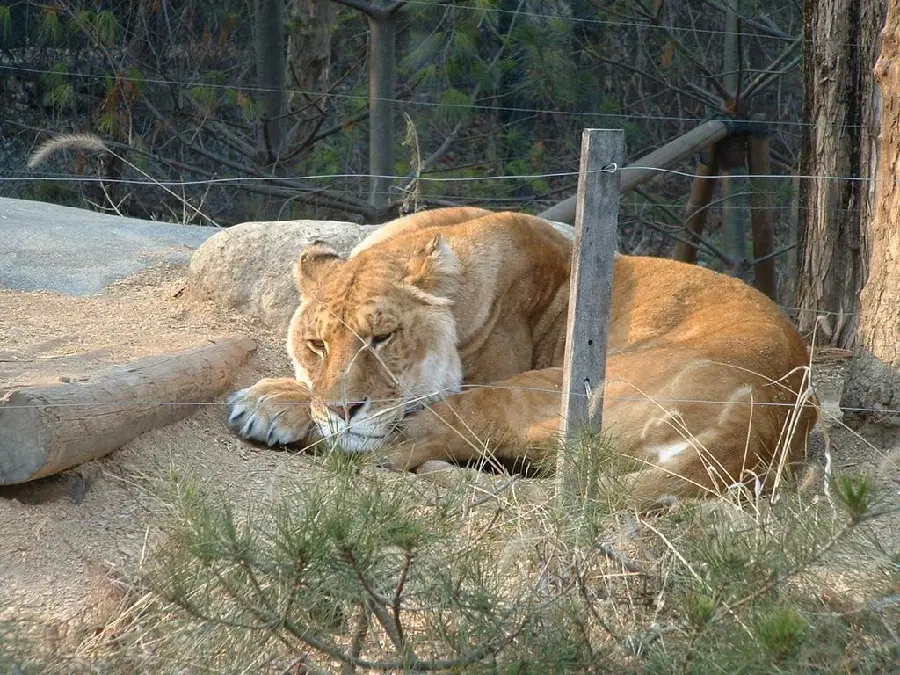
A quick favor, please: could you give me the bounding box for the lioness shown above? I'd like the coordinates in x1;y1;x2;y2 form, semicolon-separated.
228;207;816;506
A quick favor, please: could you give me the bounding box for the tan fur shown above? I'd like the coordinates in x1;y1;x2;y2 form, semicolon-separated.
229;207;817;506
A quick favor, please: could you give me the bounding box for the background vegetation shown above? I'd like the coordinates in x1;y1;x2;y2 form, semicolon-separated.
4;1;900;671
1;0;803;269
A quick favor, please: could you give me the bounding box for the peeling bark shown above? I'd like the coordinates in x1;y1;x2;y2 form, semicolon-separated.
795;0;885;348
841;0;900;437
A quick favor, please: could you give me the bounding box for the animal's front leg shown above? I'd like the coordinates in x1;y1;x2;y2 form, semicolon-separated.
228;378;317;447
383;368;564;471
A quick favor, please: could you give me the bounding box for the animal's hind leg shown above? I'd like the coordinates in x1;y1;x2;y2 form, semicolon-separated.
383;368;565;471
598;350;795;507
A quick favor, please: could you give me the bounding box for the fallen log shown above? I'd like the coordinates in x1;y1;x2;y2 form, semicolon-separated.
539;119;731;224
0;335;256;484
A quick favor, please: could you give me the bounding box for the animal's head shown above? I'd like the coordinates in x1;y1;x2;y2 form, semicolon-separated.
287;235;463;451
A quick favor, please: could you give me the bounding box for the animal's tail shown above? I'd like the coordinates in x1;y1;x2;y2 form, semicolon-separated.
27;133;109;168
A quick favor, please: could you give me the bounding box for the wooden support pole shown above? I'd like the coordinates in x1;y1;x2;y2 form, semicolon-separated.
748;126;777;300
719;133;751;279
539;119;729;224
0;336;256;484
557;129;623;499
723;0;742;104
673;143;720;263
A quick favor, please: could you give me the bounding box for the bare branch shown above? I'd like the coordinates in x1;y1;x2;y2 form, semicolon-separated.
205;120;259;158
330;0;406;20
299;110;371;153
596;56;721;108
141;99;373;215
340;547;412;659
632;186;683;224
329;0;382;18
631;0;732;103
699;0;794;40
399;0;525;192
742;38;802;99
743;55;801;99
385;0;408;14
391;549;413;638
639;217;731;263
750;241;798;265
342;603;370;675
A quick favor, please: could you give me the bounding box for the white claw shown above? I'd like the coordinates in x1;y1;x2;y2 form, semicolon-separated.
228;388;249;405
240;415;256;439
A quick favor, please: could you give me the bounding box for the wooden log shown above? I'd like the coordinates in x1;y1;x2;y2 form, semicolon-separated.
673;143;720;263
0;336;256;484
539;119;730;224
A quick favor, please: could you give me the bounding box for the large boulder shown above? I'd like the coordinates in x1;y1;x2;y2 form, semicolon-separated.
186;220;378;332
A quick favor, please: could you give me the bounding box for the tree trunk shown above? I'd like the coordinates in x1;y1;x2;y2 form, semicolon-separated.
255;0;287;165
841;0;900;437
285;0;336;152
795;0;885;348
368;13;397;212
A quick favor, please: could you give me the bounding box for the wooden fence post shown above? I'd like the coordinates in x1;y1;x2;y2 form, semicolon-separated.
747;120;777;300
556;129;623;500
718;134;751;280
673;143;720;263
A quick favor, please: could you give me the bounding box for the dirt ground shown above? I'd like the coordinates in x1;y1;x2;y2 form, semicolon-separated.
1;260;898;652
0;261;322;640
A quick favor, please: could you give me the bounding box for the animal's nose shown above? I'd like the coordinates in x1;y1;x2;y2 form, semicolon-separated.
324;399;366;421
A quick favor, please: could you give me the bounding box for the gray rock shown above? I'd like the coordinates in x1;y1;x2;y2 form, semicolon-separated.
0;197;215;295
186;220;378;332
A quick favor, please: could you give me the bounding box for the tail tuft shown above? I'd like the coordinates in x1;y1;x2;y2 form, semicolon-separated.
27;133;110;168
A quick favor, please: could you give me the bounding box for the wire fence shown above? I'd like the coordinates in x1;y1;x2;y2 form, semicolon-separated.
1;164;874;229
0;0;867;52
1;163;875;323
2;9;889;451
0;166;877;186
0;379;889;418
400;0;805;44
0;64;843;130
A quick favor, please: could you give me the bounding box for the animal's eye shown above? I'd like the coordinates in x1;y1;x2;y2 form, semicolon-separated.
306;339;326;356
371;331;394;348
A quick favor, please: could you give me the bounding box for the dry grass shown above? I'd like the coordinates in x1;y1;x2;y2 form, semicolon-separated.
4;433;897;674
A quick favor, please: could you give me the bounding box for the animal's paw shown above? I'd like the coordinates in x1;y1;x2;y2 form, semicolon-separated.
377;437;447;472
227;378;313;447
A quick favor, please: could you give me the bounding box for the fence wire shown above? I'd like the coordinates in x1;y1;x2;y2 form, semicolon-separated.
0;372;893;416
1;165;875;188
2;7;886;438
0;64;845;130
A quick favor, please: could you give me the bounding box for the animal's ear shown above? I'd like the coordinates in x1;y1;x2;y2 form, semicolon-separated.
403;235;460;303
296;243;341;292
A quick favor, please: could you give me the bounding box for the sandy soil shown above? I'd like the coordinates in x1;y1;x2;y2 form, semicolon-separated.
0;261;897;652
0;261;319;641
